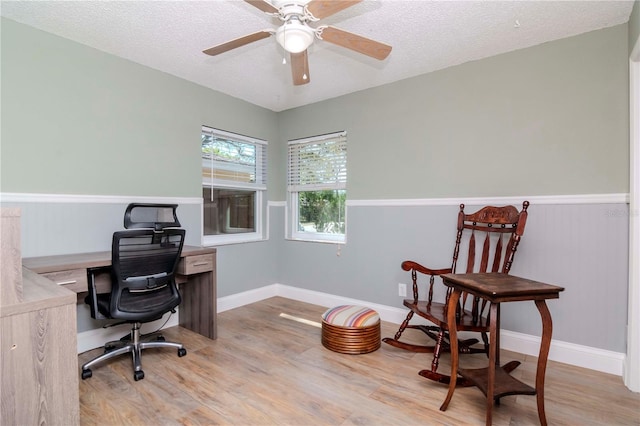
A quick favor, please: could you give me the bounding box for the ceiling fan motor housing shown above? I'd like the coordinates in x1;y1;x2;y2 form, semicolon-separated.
275;16;316;53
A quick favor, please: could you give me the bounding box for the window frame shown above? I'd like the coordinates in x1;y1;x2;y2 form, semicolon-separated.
201;126;267;246
287;131;347;244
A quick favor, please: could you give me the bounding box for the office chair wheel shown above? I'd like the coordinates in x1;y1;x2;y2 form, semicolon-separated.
156;335;165;342
134;370;145;381
81;369;92;380
178;348;187;357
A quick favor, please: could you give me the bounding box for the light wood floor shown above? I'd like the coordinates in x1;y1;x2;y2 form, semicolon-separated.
78;297;640;425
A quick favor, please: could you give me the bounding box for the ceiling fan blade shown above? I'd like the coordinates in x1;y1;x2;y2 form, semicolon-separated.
320;26;391;60
290;51;310;86
203;30;272;56
306;0;362;20
244;0;279;14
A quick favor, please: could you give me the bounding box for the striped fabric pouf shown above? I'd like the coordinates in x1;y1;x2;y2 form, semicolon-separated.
321;305;381;354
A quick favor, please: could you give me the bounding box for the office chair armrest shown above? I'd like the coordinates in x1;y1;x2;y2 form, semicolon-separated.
86;267;110;320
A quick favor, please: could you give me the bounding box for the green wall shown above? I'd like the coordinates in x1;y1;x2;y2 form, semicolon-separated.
279;24;629;200
0;18;278;197
1;18;629;201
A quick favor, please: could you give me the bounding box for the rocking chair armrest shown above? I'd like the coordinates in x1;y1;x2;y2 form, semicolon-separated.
401;261;452;277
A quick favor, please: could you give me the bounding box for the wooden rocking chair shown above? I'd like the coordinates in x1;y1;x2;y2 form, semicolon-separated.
382;201;529;385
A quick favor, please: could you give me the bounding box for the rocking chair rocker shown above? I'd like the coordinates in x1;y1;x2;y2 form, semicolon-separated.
382;201;529;385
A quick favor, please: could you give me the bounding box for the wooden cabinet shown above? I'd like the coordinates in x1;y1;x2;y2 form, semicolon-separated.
1;209;79;425
177;253;217;339
177;253;215;275
41;268;88;293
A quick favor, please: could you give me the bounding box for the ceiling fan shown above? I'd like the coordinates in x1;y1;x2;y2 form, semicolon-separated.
202;0;392;86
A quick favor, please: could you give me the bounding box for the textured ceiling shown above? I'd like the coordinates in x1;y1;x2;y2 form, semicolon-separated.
1;0;634;112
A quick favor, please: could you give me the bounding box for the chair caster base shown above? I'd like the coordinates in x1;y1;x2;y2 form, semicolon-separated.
81;369;92;380
134;370;144;381
178;348;187;357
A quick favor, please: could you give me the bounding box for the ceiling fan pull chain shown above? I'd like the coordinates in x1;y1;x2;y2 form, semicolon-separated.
282;26;287;64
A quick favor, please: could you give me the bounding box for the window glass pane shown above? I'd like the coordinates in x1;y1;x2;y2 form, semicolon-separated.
287;132;347;242
203;187;255;235
298;189;345;234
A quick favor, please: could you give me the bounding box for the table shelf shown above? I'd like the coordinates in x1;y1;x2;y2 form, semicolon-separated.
459;365;536;399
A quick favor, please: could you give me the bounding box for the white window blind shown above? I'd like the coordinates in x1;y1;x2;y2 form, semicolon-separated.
202;126;267;190
287;131;347;192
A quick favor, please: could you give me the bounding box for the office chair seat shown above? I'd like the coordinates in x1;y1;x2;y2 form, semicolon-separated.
91;287;176;322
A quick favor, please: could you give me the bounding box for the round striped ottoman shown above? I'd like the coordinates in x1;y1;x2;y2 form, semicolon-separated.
321;305;381;354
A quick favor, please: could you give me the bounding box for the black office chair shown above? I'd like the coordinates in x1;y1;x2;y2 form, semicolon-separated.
81;204;187;381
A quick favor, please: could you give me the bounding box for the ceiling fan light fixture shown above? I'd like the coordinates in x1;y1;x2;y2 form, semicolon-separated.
275;18;315;53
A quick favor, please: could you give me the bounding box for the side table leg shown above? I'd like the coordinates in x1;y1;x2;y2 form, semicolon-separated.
486;302;499;426
535;300;553;426
440;289;462;411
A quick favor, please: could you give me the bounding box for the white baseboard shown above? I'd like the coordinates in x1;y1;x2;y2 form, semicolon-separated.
78;284;625;376
500;330;625;376
217;284;626;376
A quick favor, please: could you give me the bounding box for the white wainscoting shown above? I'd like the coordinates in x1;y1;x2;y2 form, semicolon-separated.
13;191;627;377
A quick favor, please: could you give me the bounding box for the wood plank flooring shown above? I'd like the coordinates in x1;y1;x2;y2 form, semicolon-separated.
78;297;640;425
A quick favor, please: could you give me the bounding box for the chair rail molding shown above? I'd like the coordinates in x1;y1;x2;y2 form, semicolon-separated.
346;193;629;207
0;192;201;204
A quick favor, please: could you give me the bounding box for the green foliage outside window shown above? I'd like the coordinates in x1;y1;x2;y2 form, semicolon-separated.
298;190;346;234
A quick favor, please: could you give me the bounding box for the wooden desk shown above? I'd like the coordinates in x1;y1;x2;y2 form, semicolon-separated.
22;246;218;340
438;273;564;426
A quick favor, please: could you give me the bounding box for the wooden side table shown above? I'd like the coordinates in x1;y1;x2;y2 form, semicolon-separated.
438;273;564;426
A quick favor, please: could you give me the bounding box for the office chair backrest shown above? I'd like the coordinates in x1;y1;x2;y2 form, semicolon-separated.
110;227;185;322
124;203;181;231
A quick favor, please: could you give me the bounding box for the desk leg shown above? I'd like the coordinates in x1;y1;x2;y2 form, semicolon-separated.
534;300;552;426
179;271;217;340
440;289;462;411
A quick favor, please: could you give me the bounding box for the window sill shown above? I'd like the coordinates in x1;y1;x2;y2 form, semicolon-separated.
203;234;266;246
286;236;346;245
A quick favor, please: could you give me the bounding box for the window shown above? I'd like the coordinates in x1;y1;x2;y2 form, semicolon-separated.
202;126;267;245
287;131;347;243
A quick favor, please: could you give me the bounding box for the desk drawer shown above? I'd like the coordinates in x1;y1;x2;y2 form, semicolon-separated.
178;254;214;275
42;269;88;293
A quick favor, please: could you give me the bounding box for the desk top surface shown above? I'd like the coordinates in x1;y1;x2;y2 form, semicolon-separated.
441;273;564;302
22;245;216;274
